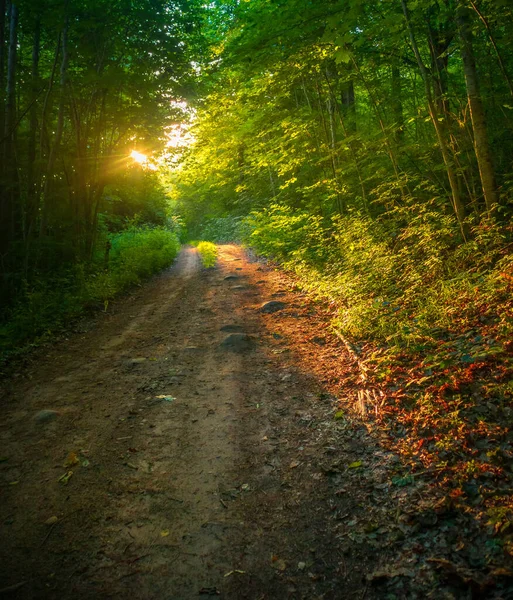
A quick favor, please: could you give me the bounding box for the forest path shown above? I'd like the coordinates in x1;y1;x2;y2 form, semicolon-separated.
0;245;383;599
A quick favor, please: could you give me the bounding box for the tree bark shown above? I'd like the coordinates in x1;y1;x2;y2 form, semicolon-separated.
1;1;18;258
468;0;513;99
26;15;40;239
39;15;69;238
401;0;467;238
457;3;499;213
0;0;6;174
391;63;404;142
341;79;356;134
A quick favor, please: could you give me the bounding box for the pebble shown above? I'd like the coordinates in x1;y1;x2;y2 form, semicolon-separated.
259;301;287;314
33;410;59;424
219;333;256;353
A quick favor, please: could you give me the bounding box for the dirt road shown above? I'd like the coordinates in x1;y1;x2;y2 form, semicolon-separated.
1;245;385;599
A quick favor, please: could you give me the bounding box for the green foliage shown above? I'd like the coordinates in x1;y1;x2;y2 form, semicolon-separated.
244;206;513;347
0;227;180;359
0;0;204;314
246;205;330;266
194;216;248;243
196;242;218;268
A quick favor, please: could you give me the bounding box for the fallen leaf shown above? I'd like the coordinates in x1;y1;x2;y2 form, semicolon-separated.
348;461;362;469
271;556;287;571
45;516;59;526
289;460;300;469
155;395;175;402
392;475;414;487
223;569;246;576
368;568;414;582
160;530;170;537
58;471;73;485
334;410;345;420
63;452;79;467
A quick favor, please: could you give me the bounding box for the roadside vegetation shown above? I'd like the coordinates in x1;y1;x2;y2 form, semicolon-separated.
195;241;218;268
0;226;180;360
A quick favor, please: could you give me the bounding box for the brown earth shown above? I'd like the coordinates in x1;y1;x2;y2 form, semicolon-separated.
0;245;381;599
3;244;499;600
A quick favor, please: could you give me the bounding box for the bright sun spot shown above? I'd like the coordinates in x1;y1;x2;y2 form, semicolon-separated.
130;150;148;164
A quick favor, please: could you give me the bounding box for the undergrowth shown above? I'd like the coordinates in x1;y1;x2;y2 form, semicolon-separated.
195;241;218;268
192;216;248;243
244;203;513;532
245;204;513;349
0;226;180;361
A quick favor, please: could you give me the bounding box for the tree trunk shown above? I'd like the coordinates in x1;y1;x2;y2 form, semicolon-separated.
341;80;356;134
0;0;6;174
468;0;513;99
39;15;69;238
401;0;467;238
26;15;40;238
457;3;499;213
1;1;18;259
391;63;404;143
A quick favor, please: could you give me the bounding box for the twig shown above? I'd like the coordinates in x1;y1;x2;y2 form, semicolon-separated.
360;582;368;599
0;581;27;594
40;522;58;547
40;508;81;547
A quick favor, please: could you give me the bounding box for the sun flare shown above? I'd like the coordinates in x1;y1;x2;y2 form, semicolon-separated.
130;150;148;164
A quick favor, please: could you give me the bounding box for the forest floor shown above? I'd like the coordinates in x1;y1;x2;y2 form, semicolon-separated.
0;245;512;599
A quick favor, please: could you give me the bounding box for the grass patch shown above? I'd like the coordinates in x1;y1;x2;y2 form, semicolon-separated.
0;226;180;362
195;241;218;268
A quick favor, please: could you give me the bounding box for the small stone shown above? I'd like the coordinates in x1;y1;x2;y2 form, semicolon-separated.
128;357;147;365
219;334;255;353
259;301;287;314
33;410;59;424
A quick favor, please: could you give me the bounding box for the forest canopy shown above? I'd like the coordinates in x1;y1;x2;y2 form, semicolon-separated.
1;0;513;355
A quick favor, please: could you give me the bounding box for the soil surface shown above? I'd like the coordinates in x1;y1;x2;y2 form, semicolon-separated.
4;245;506;600
1;245;378;599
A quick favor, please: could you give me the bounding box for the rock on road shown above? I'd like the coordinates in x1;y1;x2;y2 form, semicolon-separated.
0;245;378;599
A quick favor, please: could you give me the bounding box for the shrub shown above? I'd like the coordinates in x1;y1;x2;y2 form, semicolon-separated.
243;204;513;346
0;227;180;359
194;216;247;243
196;241;218;268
